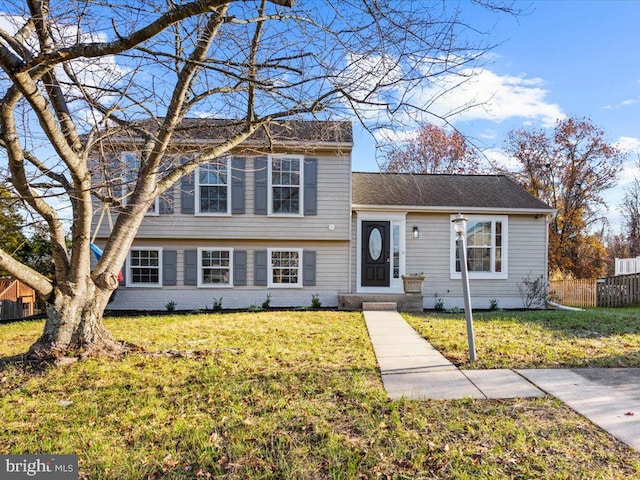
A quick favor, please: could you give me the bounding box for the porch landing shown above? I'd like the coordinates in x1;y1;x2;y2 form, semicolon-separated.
338;293;423;312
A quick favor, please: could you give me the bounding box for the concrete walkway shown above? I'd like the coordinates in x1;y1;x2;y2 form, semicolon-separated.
363;309;640;452
364;310;544;400
518;369;640;451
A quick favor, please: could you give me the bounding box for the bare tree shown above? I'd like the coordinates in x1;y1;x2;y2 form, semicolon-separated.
0;0;515;359
504;117;624;277
620;159;640;257
380;123;481;174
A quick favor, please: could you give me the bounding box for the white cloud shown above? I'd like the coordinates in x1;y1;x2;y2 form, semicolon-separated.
478;129;498;140
481;148;519;172
410;68;565;128
615;136;640;153
603;98;639;110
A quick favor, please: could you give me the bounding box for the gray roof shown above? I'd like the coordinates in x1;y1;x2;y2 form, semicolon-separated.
352;172;553;211
121;118;353;145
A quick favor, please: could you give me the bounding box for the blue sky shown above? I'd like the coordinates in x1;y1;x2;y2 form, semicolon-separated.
352;0;640;230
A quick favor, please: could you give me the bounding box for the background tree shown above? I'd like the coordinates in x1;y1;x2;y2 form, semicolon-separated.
505;116;624;278
0;183;25;272
619;159;640;257
381;124;481;174
0;0;515;359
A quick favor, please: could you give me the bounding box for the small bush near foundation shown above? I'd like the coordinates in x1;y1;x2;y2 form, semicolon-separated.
262;294;272;310
434;296;444;312
212;297;223;312
311;294;322;309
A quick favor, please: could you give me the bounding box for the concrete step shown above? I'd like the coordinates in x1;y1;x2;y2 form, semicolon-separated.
362;301;397;311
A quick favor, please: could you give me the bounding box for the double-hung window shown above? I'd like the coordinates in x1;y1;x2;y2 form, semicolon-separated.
197;159;230;214
198;248;233;287
121;152;160;214
268;248;302;287
128;248;162;286
451;215;507;279
269;155;302;215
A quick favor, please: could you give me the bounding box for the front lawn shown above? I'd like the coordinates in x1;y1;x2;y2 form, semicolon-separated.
405;308;640;369
1;311;640;479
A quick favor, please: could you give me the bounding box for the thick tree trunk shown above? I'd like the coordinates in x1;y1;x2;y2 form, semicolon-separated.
28;282;124;360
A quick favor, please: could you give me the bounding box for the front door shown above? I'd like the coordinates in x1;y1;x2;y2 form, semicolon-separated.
361;221;390;287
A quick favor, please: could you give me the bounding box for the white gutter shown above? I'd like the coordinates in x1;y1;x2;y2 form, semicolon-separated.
352;204;556;215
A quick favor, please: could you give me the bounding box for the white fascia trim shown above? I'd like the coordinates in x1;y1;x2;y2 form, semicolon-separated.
353;205;556;215
267;247;304;288
267;154;304;216
111;137;353;150
126;247;163;288
197;247;234;288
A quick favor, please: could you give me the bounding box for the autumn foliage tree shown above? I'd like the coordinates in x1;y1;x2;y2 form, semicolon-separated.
0;1;514;359
381;124;481;174
505;117;624;278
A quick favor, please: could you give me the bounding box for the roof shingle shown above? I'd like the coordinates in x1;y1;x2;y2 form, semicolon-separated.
352;172;553;211
122;118;353;145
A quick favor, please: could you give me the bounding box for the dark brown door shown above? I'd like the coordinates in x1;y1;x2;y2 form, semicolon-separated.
361;221;390;287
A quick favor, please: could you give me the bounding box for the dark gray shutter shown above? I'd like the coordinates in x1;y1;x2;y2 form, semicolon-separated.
304;158;318;216
159;186;174;214
254;157;268;215
163;250;177;286
233;250;247;286
184;249;198;285
231;157;246;214
181;172;195;214
303;250;316;286
119;259;126;287
254;250;268;286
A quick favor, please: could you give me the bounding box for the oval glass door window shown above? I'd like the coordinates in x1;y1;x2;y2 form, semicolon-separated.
368;227;383;261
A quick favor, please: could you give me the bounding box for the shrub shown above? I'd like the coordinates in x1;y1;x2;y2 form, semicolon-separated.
165;300;177;312
212;297;223;313
311;293;322;309
518;273;548;309
261;294;271;310
489;298;499;311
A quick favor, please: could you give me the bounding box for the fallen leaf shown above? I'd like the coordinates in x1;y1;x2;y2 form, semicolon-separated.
625;411;634;416
58;400;73;407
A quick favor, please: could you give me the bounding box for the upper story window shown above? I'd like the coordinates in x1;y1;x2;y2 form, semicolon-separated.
450;215;508;280
268;248;302;288
122;152;159;215
197;159;230;215
269;155;303;215
198;248;233;287
128;247;162;287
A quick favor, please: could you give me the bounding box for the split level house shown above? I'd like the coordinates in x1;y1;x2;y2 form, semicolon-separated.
92;119;554;311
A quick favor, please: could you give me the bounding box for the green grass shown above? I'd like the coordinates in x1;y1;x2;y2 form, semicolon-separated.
1;311;640;479
405;308;640;369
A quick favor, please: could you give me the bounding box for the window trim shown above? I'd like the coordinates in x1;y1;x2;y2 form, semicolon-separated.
268;248;303;288
195;158;231;216
267;154;304;216
127;247;163;287
197;247;234;288
449;215;508;280
121;152;160;215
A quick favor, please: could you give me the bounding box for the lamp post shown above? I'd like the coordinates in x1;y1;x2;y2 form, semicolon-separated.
452;213;477;363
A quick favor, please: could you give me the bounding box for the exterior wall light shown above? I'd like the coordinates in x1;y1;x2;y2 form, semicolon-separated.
451;213;477;363
413;226;419;239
